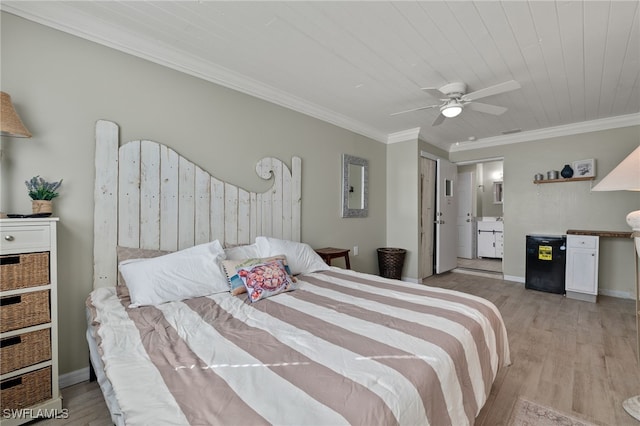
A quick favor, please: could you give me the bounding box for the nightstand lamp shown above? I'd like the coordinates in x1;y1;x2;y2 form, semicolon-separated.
592;145;640;421
0;91;32;217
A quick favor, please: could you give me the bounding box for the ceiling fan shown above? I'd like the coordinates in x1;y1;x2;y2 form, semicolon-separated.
391;80;521;126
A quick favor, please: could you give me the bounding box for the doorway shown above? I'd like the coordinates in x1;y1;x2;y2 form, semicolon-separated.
456;159;504;275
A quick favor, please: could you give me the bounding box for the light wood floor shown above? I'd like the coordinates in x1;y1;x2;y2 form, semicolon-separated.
428;272;640;426
41;273;639;425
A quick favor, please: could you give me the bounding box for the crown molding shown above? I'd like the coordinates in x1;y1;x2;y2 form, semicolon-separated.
1;4;389;144
449;113;640;152
386;127;421;144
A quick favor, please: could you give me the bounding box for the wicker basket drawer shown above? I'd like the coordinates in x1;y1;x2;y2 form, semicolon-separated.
0;366;52;410
0;290;50;333
0;329;51;375
0;252;50;291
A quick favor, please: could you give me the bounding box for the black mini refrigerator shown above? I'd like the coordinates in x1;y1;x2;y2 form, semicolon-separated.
525;235;567;294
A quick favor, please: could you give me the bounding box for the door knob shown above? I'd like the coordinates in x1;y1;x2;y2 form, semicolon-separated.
4;235;14;241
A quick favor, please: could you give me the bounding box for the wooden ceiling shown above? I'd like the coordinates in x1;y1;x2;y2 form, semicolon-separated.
3;1;639;151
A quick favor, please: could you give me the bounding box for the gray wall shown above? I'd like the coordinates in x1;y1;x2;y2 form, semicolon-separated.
386;140;419;280
1;13;387;375
450;126;639;297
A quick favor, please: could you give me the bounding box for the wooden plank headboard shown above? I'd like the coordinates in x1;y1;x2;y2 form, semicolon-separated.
93;120;301;289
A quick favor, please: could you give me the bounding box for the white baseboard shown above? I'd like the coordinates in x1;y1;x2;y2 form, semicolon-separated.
599;288;634;300
503;275;633;299
503;275;525;283
59;367;90;389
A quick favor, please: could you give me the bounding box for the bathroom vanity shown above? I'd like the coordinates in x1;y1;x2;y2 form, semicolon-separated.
477;219;504;259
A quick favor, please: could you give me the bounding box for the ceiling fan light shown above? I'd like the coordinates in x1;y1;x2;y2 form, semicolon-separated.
441;103;462;118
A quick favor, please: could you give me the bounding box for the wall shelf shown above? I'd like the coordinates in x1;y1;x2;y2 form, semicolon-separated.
533;176;595;184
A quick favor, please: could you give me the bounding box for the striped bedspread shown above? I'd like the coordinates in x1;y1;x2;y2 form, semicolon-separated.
87;268;510;426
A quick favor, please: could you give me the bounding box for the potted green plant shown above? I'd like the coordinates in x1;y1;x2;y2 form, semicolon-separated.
25;176;62;214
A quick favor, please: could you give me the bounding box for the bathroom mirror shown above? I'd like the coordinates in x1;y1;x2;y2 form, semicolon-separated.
342;154;368;218
493;181;503;204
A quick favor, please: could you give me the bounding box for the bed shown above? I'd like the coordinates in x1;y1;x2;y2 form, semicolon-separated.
87;120;510;426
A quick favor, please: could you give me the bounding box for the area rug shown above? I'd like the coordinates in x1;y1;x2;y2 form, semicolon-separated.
509;397;598;426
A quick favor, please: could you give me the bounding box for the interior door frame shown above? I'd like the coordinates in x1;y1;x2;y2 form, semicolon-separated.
454;156;505;270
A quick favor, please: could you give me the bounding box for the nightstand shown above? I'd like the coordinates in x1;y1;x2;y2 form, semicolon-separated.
0;218;62;425
315;247;351;269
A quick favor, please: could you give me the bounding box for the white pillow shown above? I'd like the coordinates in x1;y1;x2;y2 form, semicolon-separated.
118;240;228;307
255;236;330;275
224;243;260;260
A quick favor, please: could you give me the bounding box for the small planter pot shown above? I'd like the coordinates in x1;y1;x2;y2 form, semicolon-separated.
32;200;52;214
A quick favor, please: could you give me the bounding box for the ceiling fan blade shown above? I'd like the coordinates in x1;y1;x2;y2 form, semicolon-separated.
420;87;446;99
466;102;507;115
432;113;446;126
463;80;520;101
390;104;439;116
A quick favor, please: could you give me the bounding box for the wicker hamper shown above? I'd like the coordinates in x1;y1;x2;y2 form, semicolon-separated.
377;247;407;280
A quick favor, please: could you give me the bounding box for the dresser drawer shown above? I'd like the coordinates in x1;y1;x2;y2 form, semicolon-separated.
0;366;52;410
0;225;50;254
0;252;50;291
0;329;51;375
0;290;50;333
567;235;598;249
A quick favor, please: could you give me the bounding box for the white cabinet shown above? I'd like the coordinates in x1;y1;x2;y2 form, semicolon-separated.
565;235;599;302
0;218;62;425
477;221;503;258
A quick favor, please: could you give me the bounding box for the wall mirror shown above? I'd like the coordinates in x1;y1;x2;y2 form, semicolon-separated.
493;181;503;204
342;154;368;218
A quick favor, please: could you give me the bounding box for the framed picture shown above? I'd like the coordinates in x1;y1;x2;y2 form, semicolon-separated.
572;159;596;177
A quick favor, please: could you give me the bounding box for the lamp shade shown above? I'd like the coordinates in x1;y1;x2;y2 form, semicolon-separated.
592;145;640;192
1;91;32;138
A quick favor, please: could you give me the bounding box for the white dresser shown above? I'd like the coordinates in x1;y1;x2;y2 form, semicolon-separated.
0;218;62;425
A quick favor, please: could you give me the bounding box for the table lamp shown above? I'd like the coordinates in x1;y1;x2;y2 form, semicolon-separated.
592;144;640;421
1;91;32;217
1;92;32;138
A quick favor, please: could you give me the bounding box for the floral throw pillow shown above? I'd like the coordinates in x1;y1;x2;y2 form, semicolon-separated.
222;255;289;296
236;257;297;302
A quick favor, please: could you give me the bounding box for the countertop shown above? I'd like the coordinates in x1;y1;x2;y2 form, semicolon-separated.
566;229;633;239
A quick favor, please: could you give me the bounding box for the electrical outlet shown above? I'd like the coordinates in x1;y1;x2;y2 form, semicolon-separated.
353;245;359;256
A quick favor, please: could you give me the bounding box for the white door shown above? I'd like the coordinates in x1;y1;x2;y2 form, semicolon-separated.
420;157;436;279
435;158;458;273
456;171;474;259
